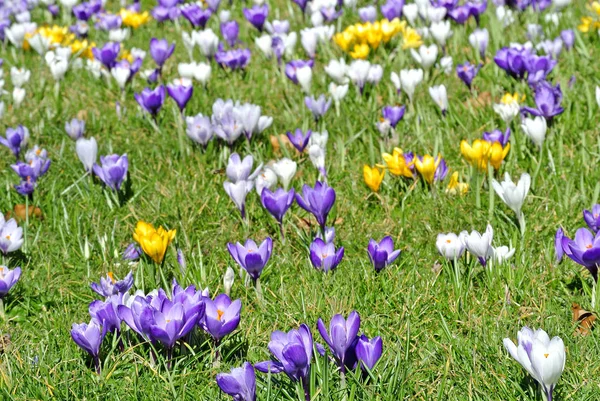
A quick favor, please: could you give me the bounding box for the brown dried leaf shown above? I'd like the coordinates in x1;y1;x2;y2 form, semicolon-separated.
464;91;492;109
572;302;596;336
5;205;43;222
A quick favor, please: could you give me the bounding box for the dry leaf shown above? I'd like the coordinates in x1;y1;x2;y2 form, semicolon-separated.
572;302;596;336
270;134;294;154
5;204;43;222
464;91;492;109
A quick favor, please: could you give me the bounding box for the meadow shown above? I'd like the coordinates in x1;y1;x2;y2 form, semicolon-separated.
0;0;599;399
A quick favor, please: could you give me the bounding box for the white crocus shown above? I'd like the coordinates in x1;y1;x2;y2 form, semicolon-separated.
390;72;401;93
430;21;452;46
255;34;273;58
469;28;489;58
462;224;494;266
436;233;466;260
272;158;297;190
296;65;313;93
492;245;515;264
438;55;453;74
194;29;219;57
492;173;531;236
10;67;31;88
503;327;565;401
493;102;520;124
223;266;235;296
324;58;349;84
595;86;600;109
329;82;349;102
75;137;98;172
111;64;131;89
254;167;278;196
496;6;514;27
410;44;438;69
223;180;253;219
428;85;448;114
300;28;318;58
13;88;26;109
403;4;419;25
399;69;424;102
521;116;547;148
108;28;130;42
27;33;50;55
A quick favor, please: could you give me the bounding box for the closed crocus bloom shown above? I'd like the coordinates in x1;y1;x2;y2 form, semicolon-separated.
317;311;360;371
186;114;213;147
261;188;295;224
167;80;194;112
0;218;24;255
0;125;30;159
309;238;344;273
468;28;489;59
381;148;413;178
363;165;385;192
93;154;128;191
415;154;442;184
217;362;256;401
224;180;253;219
456;61;480;89
304;95;331;121
71;321;103;360
272;158;297;190
135;86;166;117
503;327;565;401
411;44;438;69
13;88;26;109
226;153;255;183
195;28;219;57
562;228;600;281
399;69;424;102
355;334;383;371
555;228;565;263
76;137;98;172
367;236;401;272
522;81;564;120
430;20;452;46
324;58;349;84
223;266;235;296
296;181;336;230
583;205;600;234
493;245;515;264
489;141;510;170
492;172;531;217
149;38;175;68
521;116;547;148
89;298;122;336
0;265;22;298
445;172;469;195
133;221;176;264
202;294;241;341
255;168;278;196
286;129;311;153
463;224;494;266
227;238;273;281
436;232;466;260
429;85;448;114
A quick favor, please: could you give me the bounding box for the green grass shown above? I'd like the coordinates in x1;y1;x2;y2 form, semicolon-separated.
1;1;600;400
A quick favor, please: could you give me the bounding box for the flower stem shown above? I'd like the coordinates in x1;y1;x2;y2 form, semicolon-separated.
93;355;101;375
301;376;311;401
0;298;5;321
488;163;494;221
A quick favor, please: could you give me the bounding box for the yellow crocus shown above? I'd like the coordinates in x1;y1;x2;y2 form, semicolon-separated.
461;139;510;171
381;148;413;178
350;43;370;59
133;221;176;264
71;39;95;59
381;19;405;42
501;92;525;106
445;172;469;195
366;26;383;49
489;141;510;170
414;154;441;184
120;9;151;29
402;27;423;49
364;165;385;192
333;31;354;52
579;16;593;32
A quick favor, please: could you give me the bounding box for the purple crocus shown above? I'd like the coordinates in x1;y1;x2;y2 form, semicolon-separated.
521;81;564;120
202;294;241;341
217;362;256;401
186;114;214;148
367;236;401;272
150;38;175;69
71;321;103;373
0;125;29;159
296;181;336;231
90;271;133;297
525;55;556;86
305;95;331;122
227;238;273;281
467;0;487;25
584;205;600;234
561;30;575;50
243;4;268;31
0;266;21;298
167;81;193;112
309;238;344;273
152;5;180;22
220;20;239;47
317;311;360;372
456;62;479;89
286;129;312;153
555;227;564;263
378;106;405;132
285;59;314;84
89;298;121;336
494;47;530;79
448;5;471;24
380;0;403;21
65;119;85;140
482;128;511;146
561;228;600;281
359;6;377;22
148;297;202;351
261;188;295;224
92;154;128;191
95;14;122;30
355;335;383;371
215;47;251;70
181;3;212;28
255;324;314;396
135;86;166;117
122;243;142;260
92;42;120;69
291;0;309;12
320;6;343;22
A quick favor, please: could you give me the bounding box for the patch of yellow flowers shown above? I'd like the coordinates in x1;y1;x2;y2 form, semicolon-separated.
333;18;422;59
120;8;151;29
133;221;176;264
579;1;600;32
23;25;96;59
460;139;510;171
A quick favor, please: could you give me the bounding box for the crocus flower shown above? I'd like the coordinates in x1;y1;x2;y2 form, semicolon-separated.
148;298;202;350
90;271;134;297
445;172;469;195
397;69;423;102
167;80;193;112
0;265;22;298
0;125;29;159
220;20;239;47
89;298;121;336
521;116;547;148
429;85;448;115
149;38;175;68
482;128;511;147
92;42;120;69
123;243;142;260
494;46;530;79
286;129;312;153
0;218;24;255
296;181;336;231
492;173;531;234
367;236;401;272
71;321;103;372
65;119;85;141
448;5;471;24
460;139;510;171
363;165;385;192
224;180;253;220
215;47;251;70
376;106;405;136
584;205;600;234
226;153;256;183
522;81;564;120
216;362;256;401
261;188;295;226
493;245;515;264
92;154;128;191
414;154;442;184
411;44;438;70
76;137;98;172
243;4;268;31
456;62;480;89
381;148;413;178
304;95;331;122
135;86;166;117
561;228;600;281
309;238;344;273
525;55;556;86
255;324;314;385
503;327;565;401
132;221;176;264
202;293;241;341
463;224;494;266
228;238;273;281
560;30;575;50
355;334;383;371
317;311;360;372
555;228;564;263
436;233;466;260
181;3;212;28
469;28;489;59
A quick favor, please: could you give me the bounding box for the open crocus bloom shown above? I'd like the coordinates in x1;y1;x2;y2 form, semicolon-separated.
561;227;600;282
